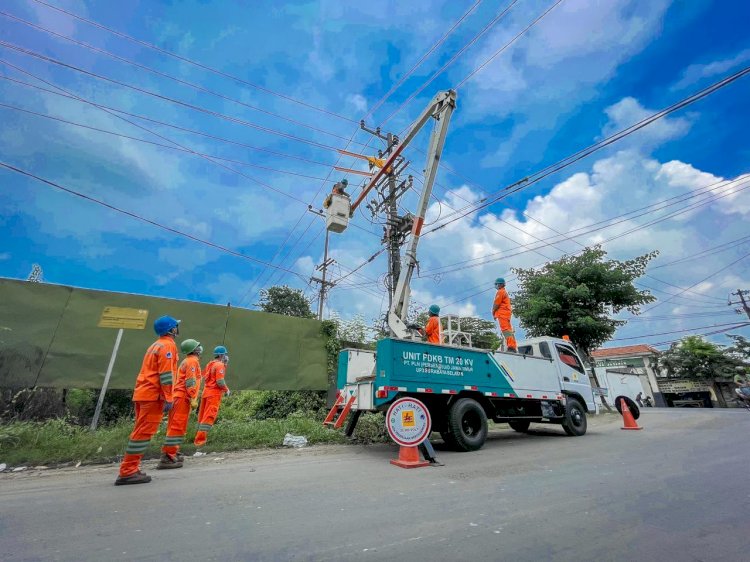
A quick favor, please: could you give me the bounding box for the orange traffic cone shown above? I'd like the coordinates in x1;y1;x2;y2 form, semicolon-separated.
620;399;643;431
390;445;430;469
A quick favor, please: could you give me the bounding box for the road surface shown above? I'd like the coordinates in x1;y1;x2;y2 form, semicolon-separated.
2;409;748;561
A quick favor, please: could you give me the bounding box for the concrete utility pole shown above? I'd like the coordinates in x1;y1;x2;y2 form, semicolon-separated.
309;207;335;320
729;289;750;320
358;123;413;312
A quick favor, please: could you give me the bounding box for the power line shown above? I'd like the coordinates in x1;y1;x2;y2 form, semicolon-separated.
0;102;345;188
426;64;750;233
0;75;335;168
649;322;750;347
0;41;364;154
0;58;325;209
421;176;750;276
367;0;484;117
28;0;358;124
0;10;357;141
642;251;750;313
380;0;519;125
0;162;307;279
611;321;750;342
455;0;565;88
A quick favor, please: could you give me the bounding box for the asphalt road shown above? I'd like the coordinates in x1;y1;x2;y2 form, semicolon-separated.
2;409;749;561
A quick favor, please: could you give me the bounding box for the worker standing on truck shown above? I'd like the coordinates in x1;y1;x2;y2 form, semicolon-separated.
492;278;517;352
160;338;202;468
115;315;180;486
425;304;442;344
323;178;349;208
194;346;231;447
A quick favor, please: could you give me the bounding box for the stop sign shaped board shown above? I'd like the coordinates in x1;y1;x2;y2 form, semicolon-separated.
386;397;432;446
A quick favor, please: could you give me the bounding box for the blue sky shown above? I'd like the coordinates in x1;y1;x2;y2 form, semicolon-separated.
1;0;749;349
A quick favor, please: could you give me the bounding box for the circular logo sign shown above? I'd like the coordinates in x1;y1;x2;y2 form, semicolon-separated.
386;398;432;446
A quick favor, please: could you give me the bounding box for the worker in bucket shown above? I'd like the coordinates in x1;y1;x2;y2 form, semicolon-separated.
492;278;517;352
159;338;203;469
115;315;180;486
194;345;231;447
323;178;349;208
424;304;442;344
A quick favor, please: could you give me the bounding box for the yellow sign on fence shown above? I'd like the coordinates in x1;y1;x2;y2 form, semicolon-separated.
98;307;149;330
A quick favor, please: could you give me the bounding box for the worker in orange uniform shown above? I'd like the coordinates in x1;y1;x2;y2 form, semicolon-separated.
194;345;231;447
323;178;349;208
115;315;180;486
424;304;442;344
159;338;203;468
492;277;517;352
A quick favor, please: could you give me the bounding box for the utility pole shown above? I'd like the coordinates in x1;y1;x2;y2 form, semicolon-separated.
730;289;750;320
27;263;43;282
358;123;413;312
309;207;335;320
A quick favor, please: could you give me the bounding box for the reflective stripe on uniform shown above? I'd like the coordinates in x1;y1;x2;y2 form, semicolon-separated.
159;371;173;385
216;379;227;388
125;439;151;453
164;436;184;444
197;423;213;431
185;379;196;388
502;330;515;337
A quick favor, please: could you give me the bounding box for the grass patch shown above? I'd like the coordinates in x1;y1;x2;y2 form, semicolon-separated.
0;413;348;467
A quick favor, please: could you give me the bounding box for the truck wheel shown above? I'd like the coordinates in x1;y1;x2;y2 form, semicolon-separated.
440;431;458;449
562;398;587;436
508;420;531;433
448;398;488;451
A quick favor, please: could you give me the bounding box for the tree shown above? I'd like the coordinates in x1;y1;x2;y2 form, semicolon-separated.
512;246;658;356
658;335;743;379
726;334;750;366
257;286;314;318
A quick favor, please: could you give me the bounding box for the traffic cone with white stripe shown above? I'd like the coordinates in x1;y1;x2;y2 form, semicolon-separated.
620;399;642;431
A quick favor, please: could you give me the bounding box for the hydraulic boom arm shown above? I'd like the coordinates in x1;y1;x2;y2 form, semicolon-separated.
387;90;456;338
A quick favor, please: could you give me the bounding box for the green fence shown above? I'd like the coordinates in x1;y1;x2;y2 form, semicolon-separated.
0;278;327;390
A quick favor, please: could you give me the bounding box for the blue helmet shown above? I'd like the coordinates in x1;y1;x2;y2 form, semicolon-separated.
154;315;180;336
428;304;440;315
495;277;506;286
214;345;228;356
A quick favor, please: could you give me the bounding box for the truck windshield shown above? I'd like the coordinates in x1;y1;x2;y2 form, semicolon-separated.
556;345;584;373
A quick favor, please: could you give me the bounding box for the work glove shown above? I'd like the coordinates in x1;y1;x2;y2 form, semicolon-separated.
225;390;232;397
163;401;173;413
190;398;199;409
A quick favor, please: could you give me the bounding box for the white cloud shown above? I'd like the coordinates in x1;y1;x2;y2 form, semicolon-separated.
346;94;368;114
602;97;693;149
672;49;750;90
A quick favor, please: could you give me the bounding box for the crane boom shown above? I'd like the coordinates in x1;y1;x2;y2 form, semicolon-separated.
387;89;456;338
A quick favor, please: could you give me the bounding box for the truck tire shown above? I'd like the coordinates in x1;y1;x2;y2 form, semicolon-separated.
614;396;640;420
508;420;531;433
562;398;587;436
440;431;458;449
448;398;488;451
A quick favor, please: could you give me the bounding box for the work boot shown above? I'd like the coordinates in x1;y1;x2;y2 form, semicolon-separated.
176;452;185;462
114;471;152;486
156;453;183;470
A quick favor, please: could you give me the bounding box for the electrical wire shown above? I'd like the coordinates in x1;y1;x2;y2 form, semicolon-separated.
0;162;308;279
0;75;335;168
611;322;750;342
0;102;345;186
28;0;358;123
0;10;358;141
0;41;367;154
426;64;750;234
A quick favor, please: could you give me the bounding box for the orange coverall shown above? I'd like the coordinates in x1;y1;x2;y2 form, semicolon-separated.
493;287;517;351
162;354;201;457
425;316;442;344
118;336;178;478
194;359;229;446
